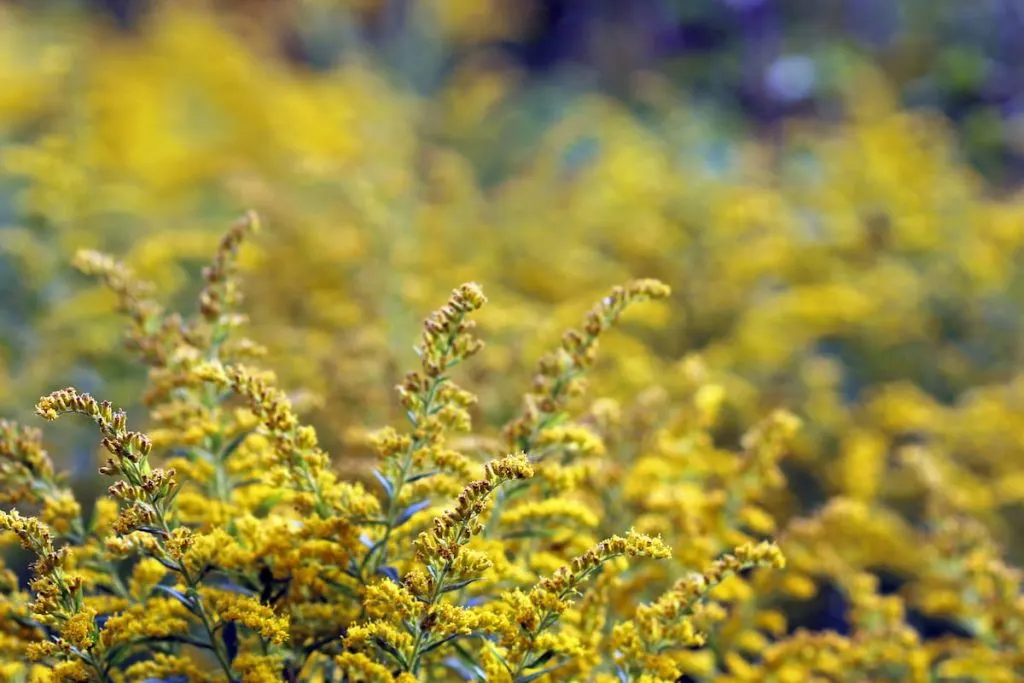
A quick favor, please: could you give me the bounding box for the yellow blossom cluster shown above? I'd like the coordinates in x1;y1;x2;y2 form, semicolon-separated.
0;215;792;681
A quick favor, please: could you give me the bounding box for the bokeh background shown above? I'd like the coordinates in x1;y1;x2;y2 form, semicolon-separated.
52;0;1024;183
4;0;1024;665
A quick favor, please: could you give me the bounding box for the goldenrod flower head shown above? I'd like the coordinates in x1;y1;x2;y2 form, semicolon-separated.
0;509;56;561
414;453;533;582
503;278;671;463
206;589;290;644
0;420;57;504
416;282;487;379
365;579;422;621
197;210;259;322
58;609;97;650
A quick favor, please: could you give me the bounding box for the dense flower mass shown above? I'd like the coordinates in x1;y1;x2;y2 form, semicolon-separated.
0;217;786;681
0;208;1019;682
1;3;1024;682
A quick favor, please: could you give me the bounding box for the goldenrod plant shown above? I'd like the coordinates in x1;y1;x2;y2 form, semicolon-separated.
0;215;786;681
3;211;1023;681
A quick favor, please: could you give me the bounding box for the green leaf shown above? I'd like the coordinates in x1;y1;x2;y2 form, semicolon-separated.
219;429;255;461
516;663;565;683
374;636;409;669
440;578;480;594
152;585;196;613
372;469;395;500
524;649;556;670
421;632;470;655
222;621;239;663
406;469;441;483
396;500;432;526
252;490;286;517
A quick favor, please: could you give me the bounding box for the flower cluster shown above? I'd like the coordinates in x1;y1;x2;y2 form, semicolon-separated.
0;216;790;681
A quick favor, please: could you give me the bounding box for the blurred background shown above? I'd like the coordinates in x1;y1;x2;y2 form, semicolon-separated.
3;0;1024;653
46;0;1024;184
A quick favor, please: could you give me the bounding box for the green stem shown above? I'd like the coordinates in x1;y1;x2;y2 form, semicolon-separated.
183;563;235;680
363;330;461;580
154;511;234;681
511;559;620;679
87;653;114;683
406;517;472;673
205;325;234;506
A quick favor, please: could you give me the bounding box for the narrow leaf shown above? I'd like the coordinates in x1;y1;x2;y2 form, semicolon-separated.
406;469;440;484
517;663;565;683
211;581;256;596
421;632;470;655
222;621;239;663
252;490;286;517
524;649;556;670
442;656;481;681
136;525;170;539
440;578;480;594
396;500;432;526
344;559;363;580
220;430;254;461
374;636;409;669
153;585;195;612
372;469;395;500
377;566;400;583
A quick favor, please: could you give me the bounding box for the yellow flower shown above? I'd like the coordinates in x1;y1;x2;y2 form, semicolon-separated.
206;590;290;644
234;653;285;683
335;652;399;682
58;609;97;650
